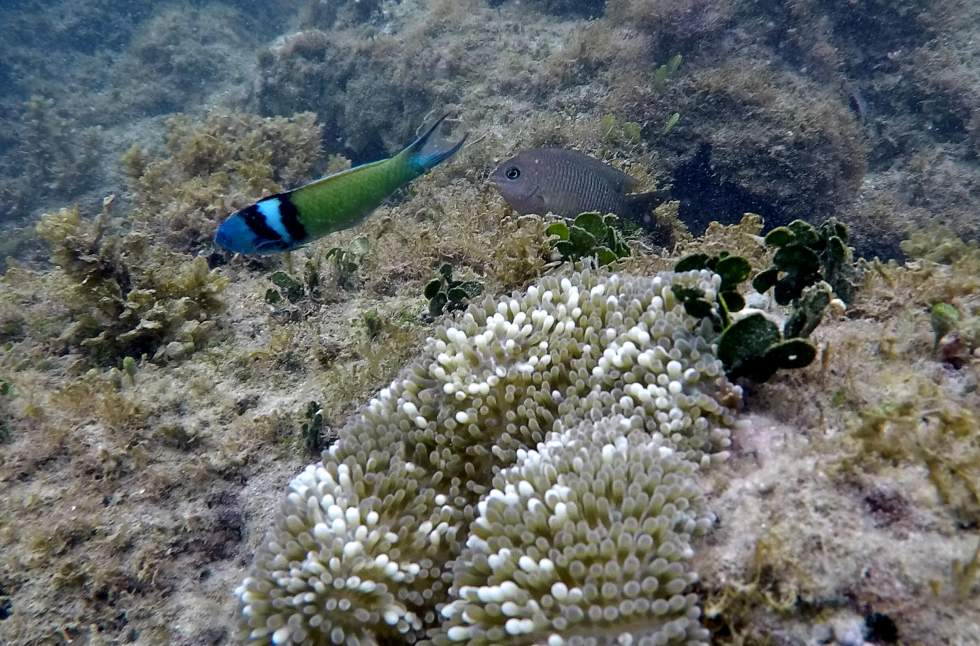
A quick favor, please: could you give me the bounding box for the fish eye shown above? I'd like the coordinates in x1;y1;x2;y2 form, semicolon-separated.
505;166;521;180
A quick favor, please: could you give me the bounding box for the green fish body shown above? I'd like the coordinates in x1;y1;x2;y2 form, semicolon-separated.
215;115;465;254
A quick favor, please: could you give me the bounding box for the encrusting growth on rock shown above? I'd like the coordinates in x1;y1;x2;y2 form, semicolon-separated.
236;269;740;643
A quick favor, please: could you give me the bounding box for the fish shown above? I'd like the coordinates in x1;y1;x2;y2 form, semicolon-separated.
215;115;466;254
489;148;667;222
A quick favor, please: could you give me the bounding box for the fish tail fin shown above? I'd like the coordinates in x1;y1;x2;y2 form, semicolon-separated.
623;190;670;226
402;113;468;174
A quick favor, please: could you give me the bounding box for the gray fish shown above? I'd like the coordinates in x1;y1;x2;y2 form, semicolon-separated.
490;148;666;221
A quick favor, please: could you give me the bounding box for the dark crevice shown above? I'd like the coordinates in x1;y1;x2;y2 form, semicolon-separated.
672;144;787;234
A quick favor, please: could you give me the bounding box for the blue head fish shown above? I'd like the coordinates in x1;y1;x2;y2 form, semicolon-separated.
214;114;465;255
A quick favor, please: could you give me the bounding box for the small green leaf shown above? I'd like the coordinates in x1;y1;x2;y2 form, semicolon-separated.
568;225;598;256
423;279;443;299
596;247;618;266
428;292;448;317
787;220;818;246
718;313;781;375
721;314;780;353
720;291;745;313
265;288;282;305
685;298;714;319
675;254;711;272
773;244;820;275
783;283;830;338
555;240;576;259
818;218;848;244
285;286;305;304
573;212;606;239
764;338;817;370
773;274;808;306
752;268;780;294
439;263;454;279
672;286;704;302
832;220;848;242
270;271;301;290
764;227;795;247
715;255;752;291
545;221;569;240
826;235;847;265
349;236;370;256
447;286;471;303
456;281;483;298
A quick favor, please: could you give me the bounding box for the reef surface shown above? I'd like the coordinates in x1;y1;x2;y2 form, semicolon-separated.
0;1;978;644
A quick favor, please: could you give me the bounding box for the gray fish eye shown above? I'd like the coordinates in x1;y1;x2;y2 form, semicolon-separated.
505;167;520;180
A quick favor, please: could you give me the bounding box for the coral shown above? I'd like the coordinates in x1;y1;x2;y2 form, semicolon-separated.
432;416;712;644
128;111;322;253
34;202;227;365
236;270;739;643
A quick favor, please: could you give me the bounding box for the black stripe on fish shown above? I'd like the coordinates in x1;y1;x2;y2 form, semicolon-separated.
274;192;308;243
241;204;284;245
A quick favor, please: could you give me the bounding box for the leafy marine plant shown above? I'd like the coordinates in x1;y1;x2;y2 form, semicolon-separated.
672;221;848;382
752;218;857;304
423;263;483;318
299;400;326;456
546;211;631;266
324;235;370;290
715;285;828;382
673;252;752;328
653;54;683;135
653;53;684;92
265;255;324;308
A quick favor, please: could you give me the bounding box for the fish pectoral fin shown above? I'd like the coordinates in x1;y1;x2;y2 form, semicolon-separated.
255;239;290;252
